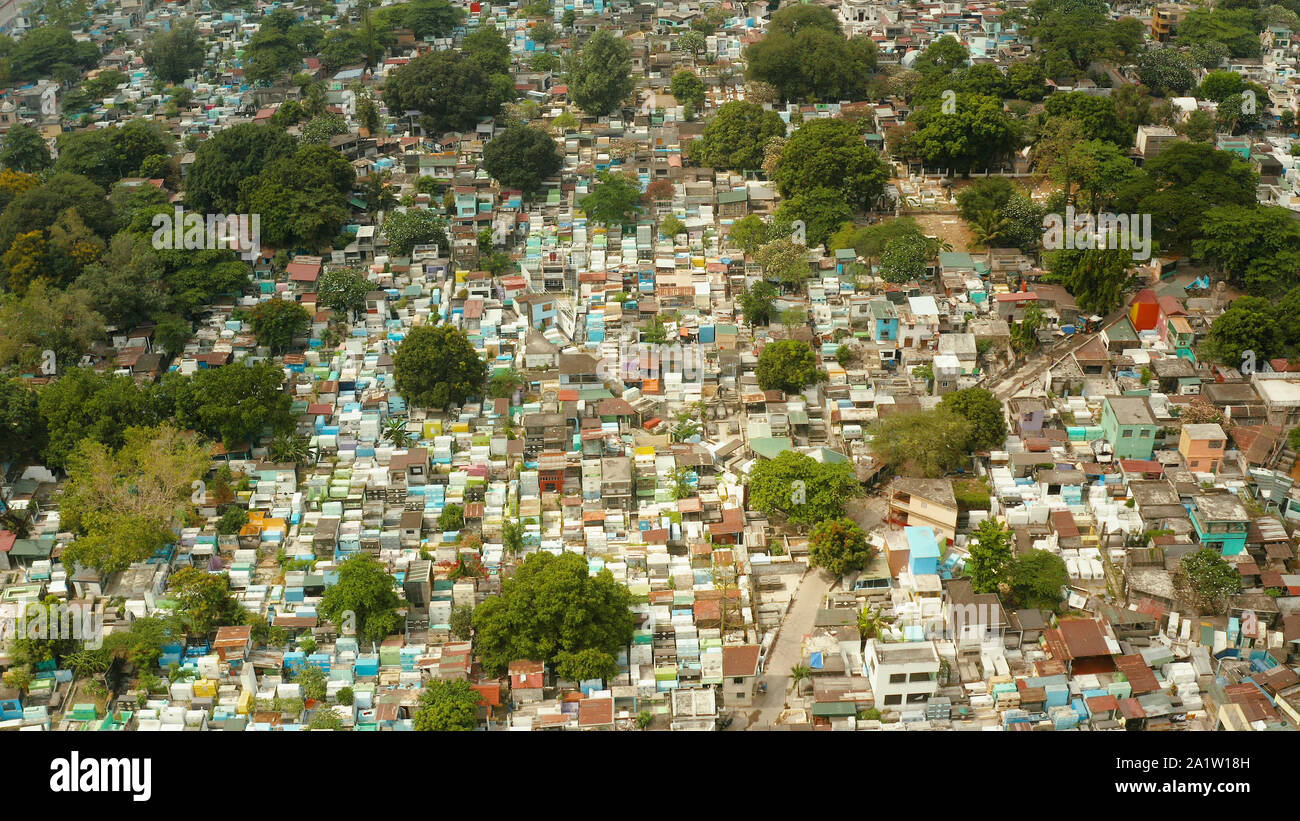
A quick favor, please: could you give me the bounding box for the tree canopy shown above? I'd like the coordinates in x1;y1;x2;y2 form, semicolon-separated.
394;324;488;409
482;125;563;196
471;551;635;677
568;29;634;116
747;451;861;525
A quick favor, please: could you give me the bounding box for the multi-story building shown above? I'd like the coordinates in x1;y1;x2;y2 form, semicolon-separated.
864;640;940;710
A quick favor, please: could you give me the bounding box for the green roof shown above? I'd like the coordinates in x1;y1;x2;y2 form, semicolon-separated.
750;437;794;460
812;702;858;717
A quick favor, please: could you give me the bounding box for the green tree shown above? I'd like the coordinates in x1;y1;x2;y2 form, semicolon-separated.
729;214;773;255
747;451;861;524
775;187;851;249
939;388;1007;452
248;297;310;354
1194;205;1300;296
0;122;51;173
867;409;973;477
1042;249;1133;315
554;648;620;683
1201;296;1281;365
319;553;403;644
691;101;786;171
502;520;525;555
0;377;43;465
756;339;823;394
35;368;154;469
1010;550;1070;611
184;123;296;214
317;267;371;321
394;324;487;409
966;518;1014;595
669;70;706;108
144;21;206;84
772;118;888;210
471;551;635;676
880;232;937;284
482;125;563;196
449;604;474;640
438;503;465;532
383;49;512;134
1136;48;1196;95
755;237;811;288
739;280;779;326
381;208;448;256
162;360;295;448
579;171;642;226
808;516;873;577
412;678;482;730
744;6;877;102
569;29;634;116
168;567;244;634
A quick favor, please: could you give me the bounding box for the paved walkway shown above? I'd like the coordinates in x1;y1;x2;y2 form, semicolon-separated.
734;566;834;730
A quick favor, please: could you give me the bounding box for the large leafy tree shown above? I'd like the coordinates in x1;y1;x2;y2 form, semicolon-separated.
482;125;563;196
184;123;296;214
1193;205;1300;297
0;377;43;465
939;388;1007;452
568;29;634;116
579;171;642;226
168;568;244;634
319;553;403;644
1009;550;1070;611
900;93;1022;174
772;118;888;210
1180;547;1239;614
37;367;155;469
0;280;104;374
381;209;448;257
966;518;1014;595
554;648;620;684
748;451;861;524
808;517;874;577
238;142;354;249
691;101;786;171
161;359;294;447
774;187;851;250
472;551;635;677
1121;142;1257;253
317;267;371;321
754;238;811;288
1200;296;1282;366
867;408;973;477
878;232;935;284
745;5;877;103
756;339;823;394
1136;48;1196;95
383;49;512;134
1043;249;1134;315
412;678;482;731
0;123;51;173
394;324;487;409
248;297;311;354
144;21;206;84
59;425;210;573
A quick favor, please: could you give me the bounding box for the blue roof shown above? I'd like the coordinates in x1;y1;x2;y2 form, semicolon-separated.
904;526;940;559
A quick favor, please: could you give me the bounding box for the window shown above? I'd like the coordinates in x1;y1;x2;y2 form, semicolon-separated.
889;673;907;684
1122;430;1133;438
732;677;745;685
909;672;932;683
1209;440;1224;449
1139;429;1151;437
906;692;929;703
883;694;902;706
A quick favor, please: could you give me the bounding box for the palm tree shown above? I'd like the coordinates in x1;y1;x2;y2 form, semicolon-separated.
789;663;811;695
970;209;1012;249
383;418;416;448
269;434;317;467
